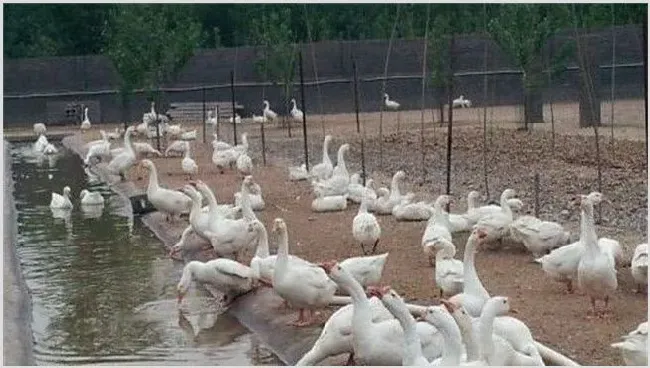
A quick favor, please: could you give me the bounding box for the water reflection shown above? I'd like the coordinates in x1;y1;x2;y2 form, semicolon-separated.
10;142;282;365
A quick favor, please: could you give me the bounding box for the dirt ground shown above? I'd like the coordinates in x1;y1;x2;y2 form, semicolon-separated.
63;100;647;366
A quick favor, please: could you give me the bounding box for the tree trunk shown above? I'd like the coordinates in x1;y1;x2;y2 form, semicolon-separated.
524;86;544;126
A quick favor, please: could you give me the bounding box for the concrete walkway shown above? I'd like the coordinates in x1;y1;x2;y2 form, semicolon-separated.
3;140;35;365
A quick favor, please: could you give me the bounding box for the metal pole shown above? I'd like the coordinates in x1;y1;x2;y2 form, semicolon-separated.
299;52;310;172
534;173;540;218
260;122;267;166
202;87;207;144
643;14;648;155
445;34;455;203
352;56;365;186
231;70;238;146
353;59;361;134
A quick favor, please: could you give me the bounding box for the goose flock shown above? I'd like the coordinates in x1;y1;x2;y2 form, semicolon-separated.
32;98;647;367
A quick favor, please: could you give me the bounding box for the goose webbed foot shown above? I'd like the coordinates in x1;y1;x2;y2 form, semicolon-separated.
345;353;356;366
371;239;380;254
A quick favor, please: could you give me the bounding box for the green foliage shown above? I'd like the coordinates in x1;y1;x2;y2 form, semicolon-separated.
3;3;646;60
249;8;298;105
104;4;201;99
487;4;570;89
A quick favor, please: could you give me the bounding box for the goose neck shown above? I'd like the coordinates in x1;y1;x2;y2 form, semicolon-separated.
146;163;159;194
477;304;498;361
198;185;219;211
187;192;203;224
322;138;330;163
239;184;256;221
386;301;422;360
391;175;401;197
437;315;463;366
581;202;599;253
358;192;369;214
463;235;487;297
467;193;478;211
337;271;373;331
124;129;135;155
336;148;347;173
500;194;513;218
254;225;270;258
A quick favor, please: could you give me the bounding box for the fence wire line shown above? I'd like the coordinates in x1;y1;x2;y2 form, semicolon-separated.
6;62;642;100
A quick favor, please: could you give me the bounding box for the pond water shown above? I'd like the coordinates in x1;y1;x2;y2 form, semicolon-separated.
9;142;281;366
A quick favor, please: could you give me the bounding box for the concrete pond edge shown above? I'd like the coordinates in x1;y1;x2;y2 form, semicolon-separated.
61;134;581;366
3;140;37;366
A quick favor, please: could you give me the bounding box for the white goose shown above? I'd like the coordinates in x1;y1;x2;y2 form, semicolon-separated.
236;152;253;176
288;163;310;181
212;133;233;151
422;194;453;266
352;189;381;255
296;286;442;366
34;134;49;153
347;173;365;203
310;135;334;181
535;192;619;294
383;93;400;110
473;188;517;245
392;193;434;221
453;95;472;108
181;142;198;180
165;123;183;137
105;128;122;140
577;193;618;317
176;259;257;307
180;129;197;141
263;100;278;122
388;170;409;207
228;114;242;125
248;220;312;285
319;262;439;365
252;113;267;123
140;159;192;221
33;123;46;136
312;143;350;197
272;218;337;326
197;181;258;261
446;297;542;366
79;189;104;206
378;287;438;366
234;175;265;211
463;190;523;226
509;215;571;258
433;238;465;297
420;302;484;366
372;187;394;215
165;140;188;157
50;186;73;209
80;107;91;130
311;192;348;212
206;110;218;126
290;98;304;122
631;243;648;293
84;132;111;165
339;253;388;288
446;191;495;232
106;126;137;181
448;229;491;317
43;143;58;155
611;321;648;366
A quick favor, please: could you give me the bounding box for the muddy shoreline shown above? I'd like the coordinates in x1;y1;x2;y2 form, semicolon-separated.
3;140;36;366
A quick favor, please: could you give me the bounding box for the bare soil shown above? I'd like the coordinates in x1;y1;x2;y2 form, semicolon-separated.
71;100;647;366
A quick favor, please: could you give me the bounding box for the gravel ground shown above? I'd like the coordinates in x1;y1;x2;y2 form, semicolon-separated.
79;109;647;366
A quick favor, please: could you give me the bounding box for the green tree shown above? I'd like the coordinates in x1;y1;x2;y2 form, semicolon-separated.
104;4;201;119
488;4;570;128
249;7;298;134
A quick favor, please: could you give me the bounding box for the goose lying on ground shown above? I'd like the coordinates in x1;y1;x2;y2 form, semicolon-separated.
392;193;434;221
433;239;465;297
288;163;310;181
312;143;350;197
509;215;571;258
165;140;189;157
422;195;453;266
234;176;265;211
312;193;348;212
